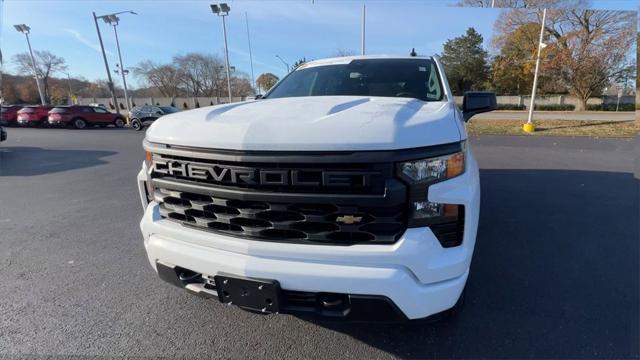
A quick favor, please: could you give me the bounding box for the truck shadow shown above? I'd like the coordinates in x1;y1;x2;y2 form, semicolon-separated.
0;146;117;176
304;169;639;358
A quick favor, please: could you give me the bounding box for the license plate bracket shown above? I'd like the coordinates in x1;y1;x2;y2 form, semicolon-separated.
214;275;281;313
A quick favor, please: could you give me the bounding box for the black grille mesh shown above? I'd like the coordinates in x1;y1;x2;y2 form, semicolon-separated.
154;188;406;245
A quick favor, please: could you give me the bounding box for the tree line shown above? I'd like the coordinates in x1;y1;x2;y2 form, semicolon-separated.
1;51;257;105
446;1;636;110
2;1;636;110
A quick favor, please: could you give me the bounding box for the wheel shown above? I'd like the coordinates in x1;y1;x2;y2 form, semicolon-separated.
39;117;49;128
114;117;125;128
72;118;87;129
131;119;143;131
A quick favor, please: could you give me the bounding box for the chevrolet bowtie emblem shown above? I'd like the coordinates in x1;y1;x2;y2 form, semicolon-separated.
336;215;363;225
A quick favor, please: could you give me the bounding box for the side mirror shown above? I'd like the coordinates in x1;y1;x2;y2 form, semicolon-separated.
462;91;497;122
255;94;263;100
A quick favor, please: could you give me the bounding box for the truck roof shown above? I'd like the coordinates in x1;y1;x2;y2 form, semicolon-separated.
298;54;436;69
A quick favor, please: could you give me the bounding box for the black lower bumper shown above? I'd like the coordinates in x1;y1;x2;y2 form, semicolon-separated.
1;129;6;142
155;262;408;323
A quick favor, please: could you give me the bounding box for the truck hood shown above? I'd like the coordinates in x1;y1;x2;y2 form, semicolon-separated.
146;96;461;151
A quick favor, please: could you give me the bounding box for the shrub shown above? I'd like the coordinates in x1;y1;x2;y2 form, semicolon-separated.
586;103;636;111
533;104;575;111
497;104;525;110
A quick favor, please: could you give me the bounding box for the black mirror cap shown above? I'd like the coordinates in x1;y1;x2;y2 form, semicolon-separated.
462;91;497;122
255;94;263;100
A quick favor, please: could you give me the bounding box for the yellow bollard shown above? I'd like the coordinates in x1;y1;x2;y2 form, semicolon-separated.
522;122;536;133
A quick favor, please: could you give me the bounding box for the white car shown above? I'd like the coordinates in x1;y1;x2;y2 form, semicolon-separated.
137;55;496;321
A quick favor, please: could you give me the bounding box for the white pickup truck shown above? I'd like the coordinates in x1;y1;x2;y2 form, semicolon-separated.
138;55;496;322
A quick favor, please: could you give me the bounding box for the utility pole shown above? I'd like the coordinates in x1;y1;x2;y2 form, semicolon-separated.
245;12;256;94
63;72;73;104
14;24;46;105
523;8;546;133
92;12;119;114
361;3;366;55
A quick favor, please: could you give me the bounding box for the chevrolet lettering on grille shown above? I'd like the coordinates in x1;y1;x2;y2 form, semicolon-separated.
153;159;377;188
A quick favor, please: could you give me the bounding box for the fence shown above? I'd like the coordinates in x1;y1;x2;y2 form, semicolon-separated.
77;94;635;114
453;95;636;107
76;96;250;113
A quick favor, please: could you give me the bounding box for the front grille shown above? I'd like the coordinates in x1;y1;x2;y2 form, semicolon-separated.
153;154;387;195
154;187;406;245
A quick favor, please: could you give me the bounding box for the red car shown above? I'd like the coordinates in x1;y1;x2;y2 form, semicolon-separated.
1;105;22;126
48;105;126;129
16;105;54;127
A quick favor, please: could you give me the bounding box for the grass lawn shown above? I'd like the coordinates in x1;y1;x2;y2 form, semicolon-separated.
466;119;639;137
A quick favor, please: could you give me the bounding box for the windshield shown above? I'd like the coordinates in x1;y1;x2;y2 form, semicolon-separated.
20;107;36;113
265;58;443;102
159;106;178;114
50;107;69;113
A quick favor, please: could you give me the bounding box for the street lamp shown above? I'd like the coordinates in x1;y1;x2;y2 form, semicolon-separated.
275;55;290;72
211;3;233;103
102;12;136;116
61;71;74;104
14;24;46;105
92;10;136;114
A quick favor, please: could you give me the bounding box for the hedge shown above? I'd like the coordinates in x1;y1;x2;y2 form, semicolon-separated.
535;104;575;111
586;103;636;111
495;104;575;111
497;104;525;110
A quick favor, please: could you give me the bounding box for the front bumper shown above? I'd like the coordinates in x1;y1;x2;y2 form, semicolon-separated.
138;149;480;320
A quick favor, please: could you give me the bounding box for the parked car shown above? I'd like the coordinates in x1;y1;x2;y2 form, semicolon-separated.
48;105;126;129
137;55;497;322
1;105;23;126
1;125;6;142
129;105;179;131
16;105;54;127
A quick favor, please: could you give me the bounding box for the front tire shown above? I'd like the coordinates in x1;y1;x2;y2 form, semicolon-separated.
114;117;125;128
131;119;143;131
73;118;87;129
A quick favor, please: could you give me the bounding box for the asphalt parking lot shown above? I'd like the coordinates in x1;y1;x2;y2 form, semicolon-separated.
0;127;637;358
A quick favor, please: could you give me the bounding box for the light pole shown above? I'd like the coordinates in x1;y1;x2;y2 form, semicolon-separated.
92;12;119;113
62;71;73;104
275;55;290;72
361;3;366;55
211;3;233;103
14;24;46;105
523;8;546;133
102;13;136;117
245;12;256;94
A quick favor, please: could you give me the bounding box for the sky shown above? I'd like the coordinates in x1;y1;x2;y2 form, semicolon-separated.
1;0;637;89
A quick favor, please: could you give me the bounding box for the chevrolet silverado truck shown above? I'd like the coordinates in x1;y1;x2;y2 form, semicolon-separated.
138;55;496;322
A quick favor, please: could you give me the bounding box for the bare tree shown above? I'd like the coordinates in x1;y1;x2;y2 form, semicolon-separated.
133;61;182;98
173;53;225;97
456;0;589;8
12;50;67;101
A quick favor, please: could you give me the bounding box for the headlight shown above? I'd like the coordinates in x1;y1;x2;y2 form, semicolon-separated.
400;148;465;184
398;142;467;247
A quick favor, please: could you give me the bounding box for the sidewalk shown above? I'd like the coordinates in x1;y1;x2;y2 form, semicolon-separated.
474;111;635;121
